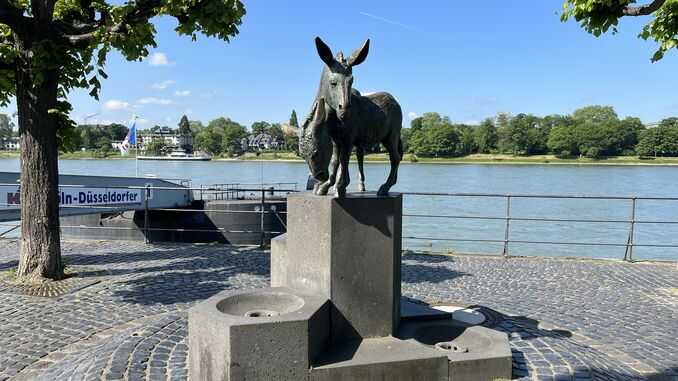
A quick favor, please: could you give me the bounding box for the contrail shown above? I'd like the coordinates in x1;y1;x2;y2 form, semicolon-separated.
359;11;417;31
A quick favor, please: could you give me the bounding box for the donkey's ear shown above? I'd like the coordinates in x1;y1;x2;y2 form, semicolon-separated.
314;98;327;121
347;39;370;67
301;101;318;131
315;37;335;67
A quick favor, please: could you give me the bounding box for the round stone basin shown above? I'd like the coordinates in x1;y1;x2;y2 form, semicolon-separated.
216;291;305;318
411;324;492;353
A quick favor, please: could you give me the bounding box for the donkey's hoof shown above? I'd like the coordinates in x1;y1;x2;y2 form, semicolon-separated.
315;184;330;195
377;185;390;196
335;188;347;198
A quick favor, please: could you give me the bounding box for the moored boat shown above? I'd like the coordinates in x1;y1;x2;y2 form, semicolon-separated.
137;150;212;161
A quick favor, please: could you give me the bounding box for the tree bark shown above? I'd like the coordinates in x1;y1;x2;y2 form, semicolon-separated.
14;34;64;282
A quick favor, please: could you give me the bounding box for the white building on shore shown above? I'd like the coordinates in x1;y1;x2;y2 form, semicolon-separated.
241;133;285;152
111;127;193;153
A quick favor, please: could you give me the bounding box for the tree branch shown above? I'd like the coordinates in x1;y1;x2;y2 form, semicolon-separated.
31;0;56;22
53;0;164;48
623;0;666;16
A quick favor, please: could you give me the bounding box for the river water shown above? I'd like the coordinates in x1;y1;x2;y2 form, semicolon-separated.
2;158;677;261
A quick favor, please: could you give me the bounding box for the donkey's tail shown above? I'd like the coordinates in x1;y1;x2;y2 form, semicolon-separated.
398;138;404;157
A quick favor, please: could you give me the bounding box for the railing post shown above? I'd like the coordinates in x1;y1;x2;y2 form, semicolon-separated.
144;185;151;244
260;188;266;248
624;197;637;262
502;195;511;257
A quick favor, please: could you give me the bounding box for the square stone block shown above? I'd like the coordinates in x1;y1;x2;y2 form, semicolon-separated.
188;287;329;381
272;192;402;342
310;336;448;381
398;320;512;381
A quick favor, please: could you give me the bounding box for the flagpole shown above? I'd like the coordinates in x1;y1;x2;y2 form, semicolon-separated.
135;143;139;177
132;115;139;177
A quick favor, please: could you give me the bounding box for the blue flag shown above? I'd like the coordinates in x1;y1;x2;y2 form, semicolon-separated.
129;121;137;145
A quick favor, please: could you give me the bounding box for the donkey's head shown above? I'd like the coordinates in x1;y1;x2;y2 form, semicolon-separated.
315;37;370;122
299;98;332;182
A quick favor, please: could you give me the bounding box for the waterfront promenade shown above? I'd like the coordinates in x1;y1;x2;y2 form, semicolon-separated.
0;240;675;381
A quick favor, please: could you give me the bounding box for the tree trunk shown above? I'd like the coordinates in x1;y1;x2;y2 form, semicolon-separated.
14;34;64;282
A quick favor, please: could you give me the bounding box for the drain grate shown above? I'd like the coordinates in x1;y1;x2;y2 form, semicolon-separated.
244;309;279;318
435;341;469;353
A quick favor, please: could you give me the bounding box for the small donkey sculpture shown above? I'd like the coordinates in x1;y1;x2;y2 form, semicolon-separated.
299;37;403;197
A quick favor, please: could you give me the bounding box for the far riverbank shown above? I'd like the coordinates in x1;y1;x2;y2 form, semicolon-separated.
3;150;678;166
221;152;678;166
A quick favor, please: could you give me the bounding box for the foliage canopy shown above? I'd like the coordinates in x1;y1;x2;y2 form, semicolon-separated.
561;0;677;61
0;0;246;128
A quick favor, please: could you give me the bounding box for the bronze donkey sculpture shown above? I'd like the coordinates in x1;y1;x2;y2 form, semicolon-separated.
299;37;403;197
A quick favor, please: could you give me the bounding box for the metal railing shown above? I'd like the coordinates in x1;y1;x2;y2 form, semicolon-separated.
400;191;678;262
2;183;677;261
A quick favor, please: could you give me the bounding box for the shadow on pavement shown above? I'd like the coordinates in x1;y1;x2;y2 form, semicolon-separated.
402;252;470;284
67;244;270;306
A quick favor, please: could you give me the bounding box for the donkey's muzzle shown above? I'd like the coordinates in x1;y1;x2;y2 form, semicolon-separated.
336;108;350;121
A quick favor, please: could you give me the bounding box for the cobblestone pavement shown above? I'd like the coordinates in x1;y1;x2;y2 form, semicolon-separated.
0;240;676;381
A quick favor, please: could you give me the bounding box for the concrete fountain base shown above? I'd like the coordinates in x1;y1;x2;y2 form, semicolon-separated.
188;287;329;380
188;193;511;380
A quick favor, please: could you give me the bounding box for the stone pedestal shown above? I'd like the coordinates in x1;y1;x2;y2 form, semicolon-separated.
190;191;512;381
271;192;402;342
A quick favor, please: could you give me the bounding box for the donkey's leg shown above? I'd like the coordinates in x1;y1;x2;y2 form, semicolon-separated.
356;146;366;192
316;143;340;195
378;137;401;196
334;143;353;198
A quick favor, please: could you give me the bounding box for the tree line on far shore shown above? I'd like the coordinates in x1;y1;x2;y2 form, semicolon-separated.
189;116;298;157
0;111;301;158
4;106;676;160
402;106;678;159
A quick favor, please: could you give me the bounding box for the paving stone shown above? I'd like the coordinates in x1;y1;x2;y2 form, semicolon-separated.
0;240;675;380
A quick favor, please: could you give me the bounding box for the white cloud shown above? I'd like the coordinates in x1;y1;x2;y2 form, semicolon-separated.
103;100;130;111
137;97;174;105
174;90;191;97
407;112;418;120
151;80;176;90
148;52;171;66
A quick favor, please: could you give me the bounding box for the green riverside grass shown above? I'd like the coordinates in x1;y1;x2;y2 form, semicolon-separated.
2;150;678;165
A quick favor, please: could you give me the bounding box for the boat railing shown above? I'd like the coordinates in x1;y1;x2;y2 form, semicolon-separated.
197;182;298;201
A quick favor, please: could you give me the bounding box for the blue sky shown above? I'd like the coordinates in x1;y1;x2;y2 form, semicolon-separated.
3;0;677;129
